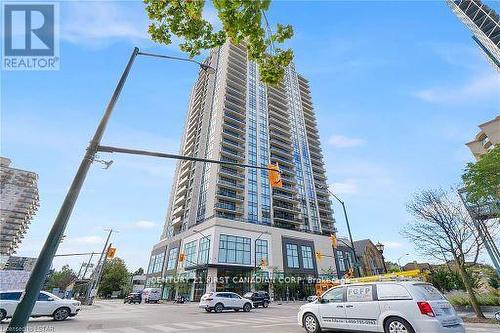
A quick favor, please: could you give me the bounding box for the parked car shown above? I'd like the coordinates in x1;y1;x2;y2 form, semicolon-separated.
199;292;253;313
307;295;318;303
243;291;270;308
124;292;142;304
0;290;80;322
298;281;464;333
142;288;161;303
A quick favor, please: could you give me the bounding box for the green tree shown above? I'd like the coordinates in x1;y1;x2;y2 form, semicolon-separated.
385;261;401;273
462;144;500;204
144;0;294;85
133;268;144;275
44;265;76;291
98;258;130;297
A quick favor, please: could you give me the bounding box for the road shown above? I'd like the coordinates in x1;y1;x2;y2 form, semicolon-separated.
1;300;498;333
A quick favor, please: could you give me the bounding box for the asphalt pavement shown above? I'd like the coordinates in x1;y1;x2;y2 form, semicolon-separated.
1;299;498;333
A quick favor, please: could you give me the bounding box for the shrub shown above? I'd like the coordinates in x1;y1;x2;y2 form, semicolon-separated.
447;290;500;306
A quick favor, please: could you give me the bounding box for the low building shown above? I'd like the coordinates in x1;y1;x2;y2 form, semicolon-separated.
333;238;356;278
0;157;39;255
402;262;433;273
353;239;386;276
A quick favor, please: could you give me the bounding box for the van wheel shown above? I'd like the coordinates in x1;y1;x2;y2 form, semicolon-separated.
53;307;70;321
0;309;6;322
384;317;415;333
262;300;269;308
243;303;251;312
303;313;320;333
214;303;224;313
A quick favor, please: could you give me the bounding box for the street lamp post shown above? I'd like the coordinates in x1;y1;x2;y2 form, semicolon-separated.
7;47;215;333
375;242;387;274
317;185;361;277
397;253;410;270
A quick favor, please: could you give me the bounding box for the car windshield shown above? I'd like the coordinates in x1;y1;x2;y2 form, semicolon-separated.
414;283;445;300
243;292;253;298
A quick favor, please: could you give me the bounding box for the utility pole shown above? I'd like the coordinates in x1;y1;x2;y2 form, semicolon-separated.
82;253;95;279
84;229;117;305
6;47;140;333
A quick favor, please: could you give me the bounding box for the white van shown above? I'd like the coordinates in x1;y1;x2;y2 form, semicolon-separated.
142;288;161;303
298;281;464;333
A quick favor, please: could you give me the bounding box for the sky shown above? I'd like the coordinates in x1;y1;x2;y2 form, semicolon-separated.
2;0;499;273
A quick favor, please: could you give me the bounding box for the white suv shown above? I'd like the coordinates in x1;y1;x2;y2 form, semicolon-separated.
199;292;253;313
0;290;81;322
298;281;464;333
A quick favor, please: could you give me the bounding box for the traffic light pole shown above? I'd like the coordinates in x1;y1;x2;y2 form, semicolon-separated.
318;186;362;277
84;229;116;305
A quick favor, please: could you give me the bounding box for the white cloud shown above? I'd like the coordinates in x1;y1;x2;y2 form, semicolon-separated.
414;73;500;105
61;2;149;47
329;180;358;194
134;220;157;229
328;135;366;148
381;241;405;249
70;235;105;245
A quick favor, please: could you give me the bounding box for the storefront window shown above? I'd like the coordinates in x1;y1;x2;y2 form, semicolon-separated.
301;246;313;269
166;247;178;270
197;236;210;264
218;234;251;264
286;244;299;268
255;239;268;266
184;240;197;268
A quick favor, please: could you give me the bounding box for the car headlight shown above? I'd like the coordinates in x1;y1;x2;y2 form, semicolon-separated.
73;302;80;306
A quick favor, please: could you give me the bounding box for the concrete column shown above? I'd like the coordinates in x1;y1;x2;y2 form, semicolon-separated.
205;267;218;293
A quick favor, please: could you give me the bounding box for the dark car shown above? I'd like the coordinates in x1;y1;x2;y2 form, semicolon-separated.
124;292;142;304
243;291;270;308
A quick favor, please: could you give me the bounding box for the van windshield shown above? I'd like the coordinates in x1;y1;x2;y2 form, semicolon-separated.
414;283;445;300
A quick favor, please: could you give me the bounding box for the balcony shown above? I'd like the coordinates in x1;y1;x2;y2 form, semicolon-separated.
215;202;244;214
222;138;244;151
217;178;245;191
219;167;245;180
224;111;246;127
223;121;245;135
216;190;244;202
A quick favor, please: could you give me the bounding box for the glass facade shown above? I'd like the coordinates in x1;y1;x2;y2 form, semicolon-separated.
147;252;165;274
218;234;251;264
286;243;299;268
284;65;320;233
197;236;210;264
246;61;271;225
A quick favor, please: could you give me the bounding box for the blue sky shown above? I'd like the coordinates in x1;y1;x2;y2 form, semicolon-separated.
2;1;499;272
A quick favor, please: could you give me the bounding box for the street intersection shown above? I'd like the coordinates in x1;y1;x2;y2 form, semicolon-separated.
1;300;498;333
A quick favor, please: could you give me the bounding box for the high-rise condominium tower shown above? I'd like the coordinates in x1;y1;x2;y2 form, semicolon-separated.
0;157;39;256
147;43;338;301
446;0;500;71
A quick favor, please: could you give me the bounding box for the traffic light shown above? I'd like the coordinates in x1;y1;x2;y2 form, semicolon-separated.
178;253;185;262
329;234;338;248
106;247;116;259
268;163;282;188
315;251;323;261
